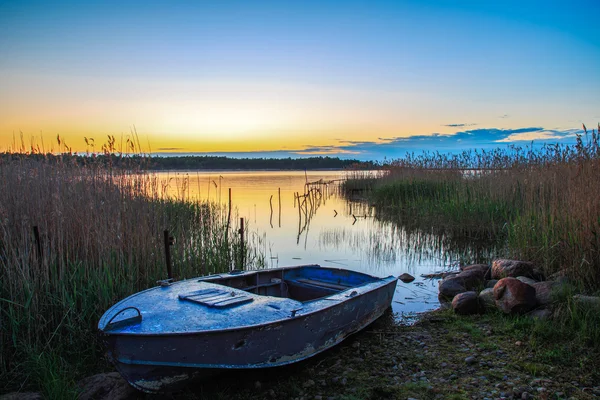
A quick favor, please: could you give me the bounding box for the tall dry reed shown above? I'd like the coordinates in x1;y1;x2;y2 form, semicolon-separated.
343;125;600;288
0;154;255;393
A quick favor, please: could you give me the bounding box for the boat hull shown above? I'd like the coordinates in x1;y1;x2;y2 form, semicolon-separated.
103;278;396;393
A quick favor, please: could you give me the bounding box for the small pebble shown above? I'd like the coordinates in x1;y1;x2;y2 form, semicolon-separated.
303;380;315;388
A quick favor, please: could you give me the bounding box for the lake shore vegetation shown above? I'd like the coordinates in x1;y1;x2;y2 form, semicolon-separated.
0;152;261;397
343;125;600;291
3;128;600;398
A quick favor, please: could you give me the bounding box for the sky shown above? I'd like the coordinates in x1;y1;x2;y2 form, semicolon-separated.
1;0;599;161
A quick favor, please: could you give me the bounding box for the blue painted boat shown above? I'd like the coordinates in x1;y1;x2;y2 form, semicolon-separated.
98;264;397;393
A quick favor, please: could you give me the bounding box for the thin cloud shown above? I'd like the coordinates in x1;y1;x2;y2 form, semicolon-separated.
336;140;378;145
293;149;360;155
496;129;581;143
294;144;361;155
291;127;579;161
442;123;477;127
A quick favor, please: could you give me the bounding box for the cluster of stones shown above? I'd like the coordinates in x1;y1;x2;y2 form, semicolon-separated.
438;259;575;317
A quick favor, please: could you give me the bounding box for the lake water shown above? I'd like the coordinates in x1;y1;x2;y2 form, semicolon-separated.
156;170;455;316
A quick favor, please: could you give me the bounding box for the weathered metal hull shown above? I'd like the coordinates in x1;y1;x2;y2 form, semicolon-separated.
103;278;396;393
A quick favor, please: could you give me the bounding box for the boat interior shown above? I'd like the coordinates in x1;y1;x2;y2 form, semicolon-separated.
198;265;378;302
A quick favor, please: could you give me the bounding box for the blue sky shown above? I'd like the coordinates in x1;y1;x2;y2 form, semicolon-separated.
1;0;599;160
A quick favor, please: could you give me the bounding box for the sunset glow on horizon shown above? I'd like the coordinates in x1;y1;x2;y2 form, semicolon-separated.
1;0;599;160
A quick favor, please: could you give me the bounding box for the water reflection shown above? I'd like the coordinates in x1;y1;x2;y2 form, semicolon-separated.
155;170;498;315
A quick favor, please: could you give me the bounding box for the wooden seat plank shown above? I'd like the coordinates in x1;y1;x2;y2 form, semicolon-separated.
295;278;351;291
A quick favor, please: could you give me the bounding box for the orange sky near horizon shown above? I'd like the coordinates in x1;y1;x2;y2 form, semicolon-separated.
1;75;588;155
1;1;598;158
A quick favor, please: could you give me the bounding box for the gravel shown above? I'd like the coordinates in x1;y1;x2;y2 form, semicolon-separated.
155;310;599;399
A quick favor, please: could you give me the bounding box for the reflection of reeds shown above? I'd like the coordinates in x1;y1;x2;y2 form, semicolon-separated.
294;181;331;244
342;125;600;288
0;155;261;394
318;221;499;271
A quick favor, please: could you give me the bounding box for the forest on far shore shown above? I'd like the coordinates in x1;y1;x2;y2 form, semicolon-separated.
0;152;376;170
146;155;374;170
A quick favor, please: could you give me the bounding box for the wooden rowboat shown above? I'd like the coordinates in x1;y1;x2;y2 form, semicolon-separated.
98;264;397;393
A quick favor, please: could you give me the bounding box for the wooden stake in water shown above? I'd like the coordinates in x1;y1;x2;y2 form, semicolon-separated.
296;192;301;223
219;175;223;204
226;188;232;268
269;195;274;228
227;188;232;230
238;218;245;268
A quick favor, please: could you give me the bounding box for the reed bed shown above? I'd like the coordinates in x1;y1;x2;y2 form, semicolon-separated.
0;154;256;395
343;125;600;289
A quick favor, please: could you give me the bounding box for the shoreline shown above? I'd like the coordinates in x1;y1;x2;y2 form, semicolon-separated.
71;308;600;399
168;309;599;400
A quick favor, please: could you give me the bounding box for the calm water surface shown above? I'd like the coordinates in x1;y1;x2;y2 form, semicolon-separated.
157;170;454;316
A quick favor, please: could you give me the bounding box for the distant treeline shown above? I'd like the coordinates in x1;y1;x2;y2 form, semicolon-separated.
0;152;376;170
145;155;374;170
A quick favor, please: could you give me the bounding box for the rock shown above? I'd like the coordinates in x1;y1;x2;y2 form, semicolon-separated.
421;271;446;279
516;276;537;285
573;294;600;309
442;271;460;279
0;393;43;400
465;356;477;365
479;288;495;309
439;277;467;299
78;372;138;400
398;273;415;283
485;279;498;289
532;281;556;305
527;308;552;320
437;296;452;309
458;268;488;288
461;264;491;279
494;277;537;314
303;379;315;388
491;259;535;279
439;269;487;300
452;291;480;315
255;381;262;390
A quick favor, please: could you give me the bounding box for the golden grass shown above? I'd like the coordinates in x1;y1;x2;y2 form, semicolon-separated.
0;153;252;392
